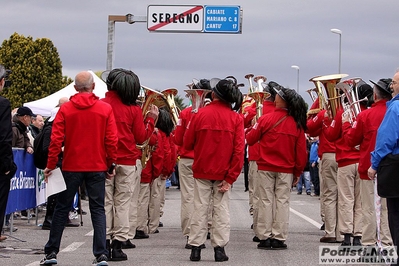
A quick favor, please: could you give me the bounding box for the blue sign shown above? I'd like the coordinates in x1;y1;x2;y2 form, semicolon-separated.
203;6;241;33
6;150;37;214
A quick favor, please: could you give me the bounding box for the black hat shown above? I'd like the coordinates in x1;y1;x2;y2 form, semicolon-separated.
193;78;211;90
212;79;231;101
16;106;36;117
357;82;373;100
370;78;392;95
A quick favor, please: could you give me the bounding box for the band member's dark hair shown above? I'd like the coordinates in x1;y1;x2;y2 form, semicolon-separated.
281;88;308;131
215;76;244;111
107;68;141;106
156;107;174;136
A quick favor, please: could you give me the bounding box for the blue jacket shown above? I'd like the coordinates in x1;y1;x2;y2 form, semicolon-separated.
371;94;399;170
309;141;319;164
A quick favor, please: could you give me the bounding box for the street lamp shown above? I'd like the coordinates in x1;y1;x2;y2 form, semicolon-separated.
291;65;300;93
330;28;342;74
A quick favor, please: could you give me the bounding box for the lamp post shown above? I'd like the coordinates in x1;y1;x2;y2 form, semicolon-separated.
330;28;342;74
291;65;300;93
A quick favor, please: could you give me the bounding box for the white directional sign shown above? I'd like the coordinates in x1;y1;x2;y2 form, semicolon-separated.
147;5;204;32
147;5;242;34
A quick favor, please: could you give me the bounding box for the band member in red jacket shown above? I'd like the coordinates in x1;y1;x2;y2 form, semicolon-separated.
243;81;278;243
246;87;308;250
342;79;393;247
174;79;211;248
148;108;175;234
324;83;372;246
136;130;162;239
307;102;340;243
101;69;158;260
184;77;244;262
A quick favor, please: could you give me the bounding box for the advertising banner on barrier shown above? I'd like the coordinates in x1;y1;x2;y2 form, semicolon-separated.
6;149;38;214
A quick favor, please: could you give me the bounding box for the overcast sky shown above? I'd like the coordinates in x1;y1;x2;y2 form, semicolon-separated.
2;0;399;105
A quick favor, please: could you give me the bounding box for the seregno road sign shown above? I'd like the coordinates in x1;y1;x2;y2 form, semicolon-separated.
147;5;242;34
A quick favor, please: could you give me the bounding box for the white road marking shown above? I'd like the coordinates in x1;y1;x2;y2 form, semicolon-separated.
290;207;322;229
60;241;85;252
86;230;94;236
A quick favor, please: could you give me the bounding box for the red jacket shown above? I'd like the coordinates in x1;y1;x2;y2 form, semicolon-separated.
141;130;164;183
174;107;194;159
47;93;118;171
324;109;359;167
102;90;155;165
183;100;244;184
247;101;276;161
246;108;307;177
342;100;388;179
306;110;336;157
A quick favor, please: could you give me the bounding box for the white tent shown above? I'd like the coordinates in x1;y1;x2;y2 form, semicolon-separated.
24;70;108;117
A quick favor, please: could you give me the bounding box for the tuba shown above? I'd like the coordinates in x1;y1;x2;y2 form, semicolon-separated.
137;86;167;168
310;74;348;118
336;78;367;125
161;88;180;125
184;88;212;113
248;75;270;120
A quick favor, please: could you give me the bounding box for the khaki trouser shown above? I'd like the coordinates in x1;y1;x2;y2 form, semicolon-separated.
320;153;341;240
337;163;362;236
360;179;392;246
188;178;230;248
136;183;150;233
256;170;292;241
148;176;165;233
127;160;142;239
248;160;258;216
105;164;135;242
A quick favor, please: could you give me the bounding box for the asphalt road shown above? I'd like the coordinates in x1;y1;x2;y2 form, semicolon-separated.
0;174;349;266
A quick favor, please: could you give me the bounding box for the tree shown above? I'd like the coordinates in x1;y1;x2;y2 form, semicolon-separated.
0;33;64;108
174;95;187;110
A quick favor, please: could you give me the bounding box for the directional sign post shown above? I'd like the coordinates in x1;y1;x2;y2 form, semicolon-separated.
203;6;241;33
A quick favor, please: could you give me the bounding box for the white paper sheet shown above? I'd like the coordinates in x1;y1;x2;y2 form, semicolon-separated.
46;168;66;197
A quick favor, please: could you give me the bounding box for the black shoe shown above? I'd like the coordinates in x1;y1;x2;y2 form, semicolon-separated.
207;232;211;240
320;223;325;230
252;236;261;242
159;221;163;227
257;238;272;250
190;247;201;261
214;246;229;262
121;239;136;249
111;240;128;261
271;239;287;250
306;191;311;195
297;191;302;195
134;230;149;239
352;236;362;246
40;251;57;265
153;229;159;234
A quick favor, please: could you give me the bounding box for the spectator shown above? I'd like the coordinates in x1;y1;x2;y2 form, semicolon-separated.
309;136;320;196
40;71;118;266
0;64;17;242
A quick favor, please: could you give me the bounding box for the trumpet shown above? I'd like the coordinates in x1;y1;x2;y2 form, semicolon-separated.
249;75;269;120
245;74;255;93
241;74;256;114
254;75;267;92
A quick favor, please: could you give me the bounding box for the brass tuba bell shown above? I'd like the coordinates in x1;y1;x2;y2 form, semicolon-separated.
310;74;348;118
